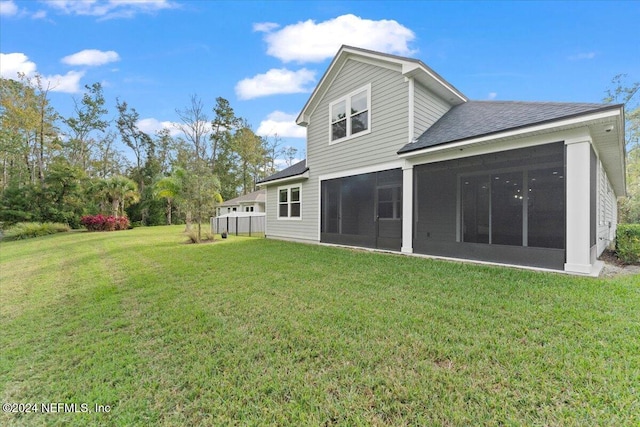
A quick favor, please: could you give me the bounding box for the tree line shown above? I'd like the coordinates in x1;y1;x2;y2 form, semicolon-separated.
1;73;638;237
0;74;296;239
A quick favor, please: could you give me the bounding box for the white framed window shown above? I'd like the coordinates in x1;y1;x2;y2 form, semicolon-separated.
329;84;371;143
278;185;302;220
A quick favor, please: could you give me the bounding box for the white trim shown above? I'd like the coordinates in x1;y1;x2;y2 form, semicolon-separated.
318;160;405;182
401;62;467;104
401;164;413;253
277;184;302;221
328;83;372;145
407;77;415;143
564;138;593;274
398;109;621;160
297;46;466;125
404;127;592;168
317;178;322;241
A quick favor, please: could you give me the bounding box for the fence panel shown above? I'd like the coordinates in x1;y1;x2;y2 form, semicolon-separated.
211;214;265;237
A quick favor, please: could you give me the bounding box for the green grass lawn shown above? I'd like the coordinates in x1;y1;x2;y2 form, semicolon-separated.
1;226;638;426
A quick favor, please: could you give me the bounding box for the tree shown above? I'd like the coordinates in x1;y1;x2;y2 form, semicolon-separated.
63;82;108;172
0;74;58;188
604;74;640;223
181;160;222;241
155;128;176;176
154;168;186;225
93;131;128;179
210;97;240;174
283;146;298;167
116;99;152;191
262;132;283;177
99;175;140;217
175;95;210;162
233;124;267;194
41;157;88;227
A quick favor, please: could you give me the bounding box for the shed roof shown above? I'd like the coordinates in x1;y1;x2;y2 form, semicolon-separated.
398;101;620;154
258;160;308;184
219;189;265;207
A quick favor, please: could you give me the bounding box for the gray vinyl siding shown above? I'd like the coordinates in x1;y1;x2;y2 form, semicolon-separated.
266;58;412;243
265;178;318;242
265;57;453;244
307;59;408;173
413;81;450;139
597;158;617;255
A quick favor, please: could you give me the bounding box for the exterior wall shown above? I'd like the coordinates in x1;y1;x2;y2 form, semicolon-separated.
239;202;265;213
267;57;420;243
597;157;618;255
264;178;318;242
306;58;409;174
413;81;450;139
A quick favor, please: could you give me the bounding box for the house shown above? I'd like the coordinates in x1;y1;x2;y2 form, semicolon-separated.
258;45;626;275
215;189;266;216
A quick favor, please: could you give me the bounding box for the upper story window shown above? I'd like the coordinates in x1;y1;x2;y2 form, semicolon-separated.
329;84;371;143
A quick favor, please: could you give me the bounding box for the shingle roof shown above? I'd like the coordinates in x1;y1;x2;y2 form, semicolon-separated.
258;160;308;184
219;189;265;207
398;101;619;154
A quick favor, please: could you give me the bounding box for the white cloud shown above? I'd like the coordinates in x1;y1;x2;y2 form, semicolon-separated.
137;118;182;137
260;14;416;63
256;111;305;138
235;68;316;100
0;0;18;16
44;71;86;93
32;10;47;19
62;49;120;66
0;53;37;79
253;22;279;32
43;0;178;19
0;52;85;93
487;92;497;100
568;52;596;61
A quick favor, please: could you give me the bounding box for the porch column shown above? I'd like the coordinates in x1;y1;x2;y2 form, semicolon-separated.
401;163;414;254
565;136;593;274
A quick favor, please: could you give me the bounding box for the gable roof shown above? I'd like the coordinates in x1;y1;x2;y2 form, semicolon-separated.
219;189;266;207
398;100;622;154
297;45;467;126
257;160;308;185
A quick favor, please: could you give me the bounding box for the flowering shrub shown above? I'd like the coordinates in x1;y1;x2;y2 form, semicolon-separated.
81;215;130;232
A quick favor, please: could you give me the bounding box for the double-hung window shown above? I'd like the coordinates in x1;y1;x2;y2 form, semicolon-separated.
278;185;301;219
330;84;371;143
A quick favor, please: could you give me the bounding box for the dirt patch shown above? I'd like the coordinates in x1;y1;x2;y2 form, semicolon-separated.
599;249;640;278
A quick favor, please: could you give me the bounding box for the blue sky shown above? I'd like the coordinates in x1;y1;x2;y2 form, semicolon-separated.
1;0;639;164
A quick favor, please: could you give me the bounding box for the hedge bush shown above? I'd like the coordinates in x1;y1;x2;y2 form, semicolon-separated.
1;222;70;241
616;224;640;264
81;215;130;232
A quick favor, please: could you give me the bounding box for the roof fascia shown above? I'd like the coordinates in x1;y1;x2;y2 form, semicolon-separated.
256;170;310;187
402;62;467;104
297;45;467;126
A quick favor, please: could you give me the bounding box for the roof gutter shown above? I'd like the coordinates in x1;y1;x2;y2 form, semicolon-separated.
256;170;310;187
